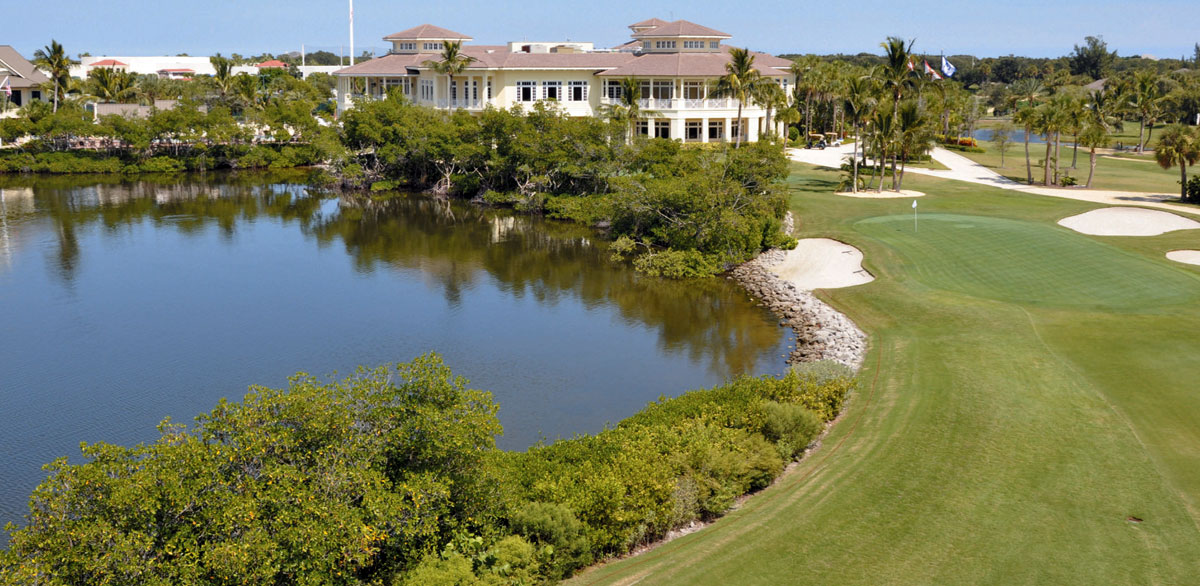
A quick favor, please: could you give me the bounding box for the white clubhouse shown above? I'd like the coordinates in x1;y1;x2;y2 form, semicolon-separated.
333;19;793;143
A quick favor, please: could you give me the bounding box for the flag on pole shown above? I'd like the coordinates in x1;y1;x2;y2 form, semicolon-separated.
924;61;943;80
912;200;918;209
941;56;957;78
1;77;11;97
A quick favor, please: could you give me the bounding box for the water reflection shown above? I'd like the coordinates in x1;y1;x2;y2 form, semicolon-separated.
0;171;785;379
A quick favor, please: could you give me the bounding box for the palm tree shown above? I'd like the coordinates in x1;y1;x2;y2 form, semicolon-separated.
775;104;802;152
87;67;136;103
1154;124;1200;203
33;40;72;113
842;75;876;193
1013;105;1038;185
598;77;660;143
711;47;764;147
895;100;932;191
877;37;917;117
1077;122;1111;188
791;56;820;139
754;81;786;139
210;54;235;103
1130;71;1163;153
425;41;476;109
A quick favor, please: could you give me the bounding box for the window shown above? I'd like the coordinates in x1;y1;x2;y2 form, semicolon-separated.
639;80;651;99
731;119;742;139
708;120;724;140
683;41;705;49
652;80;673;100
604;79;622;100
654;41;677;49
396;42;416;51
382;78;410;96
635;121;649;136
31;90;42;100
419;79;434;101
710;41;720;49
542;81;562;101
686;121;702;141
450;79;457;101
517;81;536;102
654;120;670;139
568;81;588;102
683;81;704;100
423;42;444;51
487;80;493;100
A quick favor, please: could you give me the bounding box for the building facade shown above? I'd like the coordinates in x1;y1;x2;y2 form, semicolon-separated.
0;46;51;112
333;20;793;143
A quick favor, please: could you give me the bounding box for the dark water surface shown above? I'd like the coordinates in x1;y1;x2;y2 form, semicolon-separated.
0;171;789;529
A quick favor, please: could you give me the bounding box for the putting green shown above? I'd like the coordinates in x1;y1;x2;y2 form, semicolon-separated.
854;213;1200;310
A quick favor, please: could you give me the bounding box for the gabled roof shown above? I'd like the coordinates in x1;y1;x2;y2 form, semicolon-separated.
629;18;669;29
90;59;129;67
334;53;428;75
384;24;473;42
632;20;731;39
0;45;51;88
257;60;289;68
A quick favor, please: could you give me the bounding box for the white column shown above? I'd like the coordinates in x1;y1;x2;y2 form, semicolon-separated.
701;117;710;143
724;118;732;143
748;116;760;143
670;117;685;142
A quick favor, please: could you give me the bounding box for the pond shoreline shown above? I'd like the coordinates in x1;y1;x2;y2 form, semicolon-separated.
727;214;868;370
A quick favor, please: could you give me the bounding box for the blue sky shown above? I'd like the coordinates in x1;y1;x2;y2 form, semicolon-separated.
8;0;1197;61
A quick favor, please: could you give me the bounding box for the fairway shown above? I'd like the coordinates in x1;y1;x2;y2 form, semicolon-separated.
573;165;1200;585
855;213;1200;309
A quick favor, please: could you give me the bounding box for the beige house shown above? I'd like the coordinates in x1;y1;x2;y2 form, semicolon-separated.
333;20;793;142
0;46;51;112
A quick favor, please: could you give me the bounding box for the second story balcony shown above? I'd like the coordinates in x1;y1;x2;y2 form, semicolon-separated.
600;96;740;111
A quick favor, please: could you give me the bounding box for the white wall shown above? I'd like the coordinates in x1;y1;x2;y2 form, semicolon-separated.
72;56;218;78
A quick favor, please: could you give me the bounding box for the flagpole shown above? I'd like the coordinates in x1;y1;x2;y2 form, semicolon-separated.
913;200;918;232
349;0;356;66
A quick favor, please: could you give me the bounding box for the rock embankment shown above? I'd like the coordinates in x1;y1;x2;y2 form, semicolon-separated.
730;214;868;369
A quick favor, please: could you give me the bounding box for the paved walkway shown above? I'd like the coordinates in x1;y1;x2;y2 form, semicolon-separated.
787;145;1200;218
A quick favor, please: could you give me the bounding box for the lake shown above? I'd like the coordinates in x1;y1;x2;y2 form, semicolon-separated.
0;171;790;529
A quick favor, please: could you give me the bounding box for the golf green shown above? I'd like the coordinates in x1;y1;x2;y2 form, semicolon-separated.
854;213;1200;310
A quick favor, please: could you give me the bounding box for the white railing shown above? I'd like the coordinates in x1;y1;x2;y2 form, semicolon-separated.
599;96;739;111
434;99;491;110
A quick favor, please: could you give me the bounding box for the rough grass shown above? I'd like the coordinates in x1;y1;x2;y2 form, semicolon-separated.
569;164;1200;585
961;138;1183;193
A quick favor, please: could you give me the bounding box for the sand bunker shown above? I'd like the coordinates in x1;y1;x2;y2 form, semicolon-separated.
835;189;925;199
770;239;874;290
1057;207;1200;236
1166;250;1200;266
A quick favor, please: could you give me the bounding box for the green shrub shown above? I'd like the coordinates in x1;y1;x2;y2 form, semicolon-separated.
762;401;824;460
633;249;721;279
1186;175;1200;201
508;502;592;579
1060;175;1077;187
128;156;185;174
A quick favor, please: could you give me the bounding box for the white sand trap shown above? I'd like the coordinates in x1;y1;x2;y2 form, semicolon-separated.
835;189;925;199
1166;250;1200;266
1057;207;1200;236
771;238;874;290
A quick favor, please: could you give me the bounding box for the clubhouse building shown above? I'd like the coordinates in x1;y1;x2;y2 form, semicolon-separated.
333;19;793;143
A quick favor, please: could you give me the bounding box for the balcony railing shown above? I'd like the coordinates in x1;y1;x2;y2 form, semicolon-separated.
435;99;491;110
600;96;738;110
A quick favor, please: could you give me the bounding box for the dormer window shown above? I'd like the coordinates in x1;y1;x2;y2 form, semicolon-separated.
710;41;719;49
683;41;705;49
423;42;444;51
654;41;676;49
396;42;416;51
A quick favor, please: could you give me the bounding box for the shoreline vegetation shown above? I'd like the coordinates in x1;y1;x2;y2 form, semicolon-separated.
0;355;858;584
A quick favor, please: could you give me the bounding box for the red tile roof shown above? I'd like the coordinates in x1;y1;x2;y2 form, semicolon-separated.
257;60;289;68
632;20;731;39
90;59;128;67
596;47;790;77
384;24;473;41
629;18;670;29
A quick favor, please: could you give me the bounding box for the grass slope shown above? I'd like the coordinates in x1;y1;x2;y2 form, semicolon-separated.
570;165;1200;585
